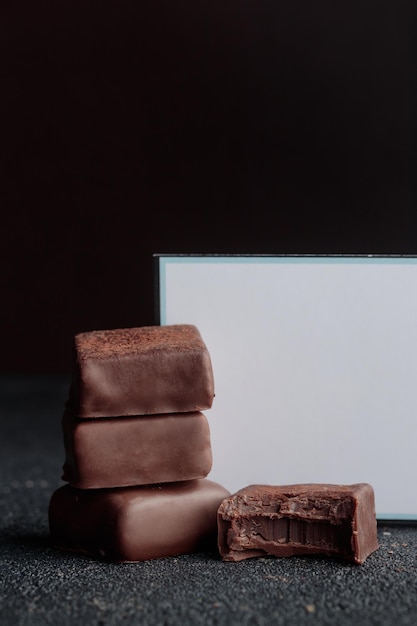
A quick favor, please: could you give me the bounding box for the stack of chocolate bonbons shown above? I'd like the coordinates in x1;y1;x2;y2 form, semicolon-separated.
48;324;230;562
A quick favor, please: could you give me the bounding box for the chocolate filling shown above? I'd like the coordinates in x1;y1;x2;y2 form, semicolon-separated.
229;514;353;558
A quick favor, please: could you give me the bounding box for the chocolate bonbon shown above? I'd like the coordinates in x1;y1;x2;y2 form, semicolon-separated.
49;479;230;562
71;324;215;418
62;409;212;489
217;483;379;564
49;323;231;562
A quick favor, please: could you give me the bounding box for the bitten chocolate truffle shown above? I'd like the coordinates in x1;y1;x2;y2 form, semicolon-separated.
71;324;215;418
218;483;379;564
62;409;213;489
49;479;230;562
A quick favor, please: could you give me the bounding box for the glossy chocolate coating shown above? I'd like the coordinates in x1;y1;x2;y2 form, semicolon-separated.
218;483;379;564
71;324;215;418
62;409;212;489
49;479;230;562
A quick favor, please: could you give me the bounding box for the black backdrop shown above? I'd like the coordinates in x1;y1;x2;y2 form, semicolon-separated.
1;0;413;373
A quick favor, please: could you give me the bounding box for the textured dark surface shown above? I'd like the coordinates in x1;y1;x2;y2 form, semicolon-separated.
1;377;417;625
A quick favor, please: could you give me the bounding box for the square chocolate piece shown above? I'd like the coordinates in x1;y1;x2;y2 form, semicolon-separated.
218;483;379;564
71;324;215;418
49;479;230;562
62;409;212;489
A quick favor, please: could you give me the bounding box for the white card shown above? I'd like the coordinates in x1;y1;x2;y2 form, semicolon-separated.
156;255;417;520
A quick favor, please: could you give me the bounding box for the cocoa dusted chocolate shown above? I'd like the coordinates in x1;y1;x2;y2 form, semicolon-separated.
218;483;379;564
49;479;230;562
70;324;215;418
62;409;212;489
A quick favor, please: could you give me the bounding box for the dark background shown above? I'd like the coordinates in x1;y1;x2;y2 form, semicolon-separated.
1;0;413;374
